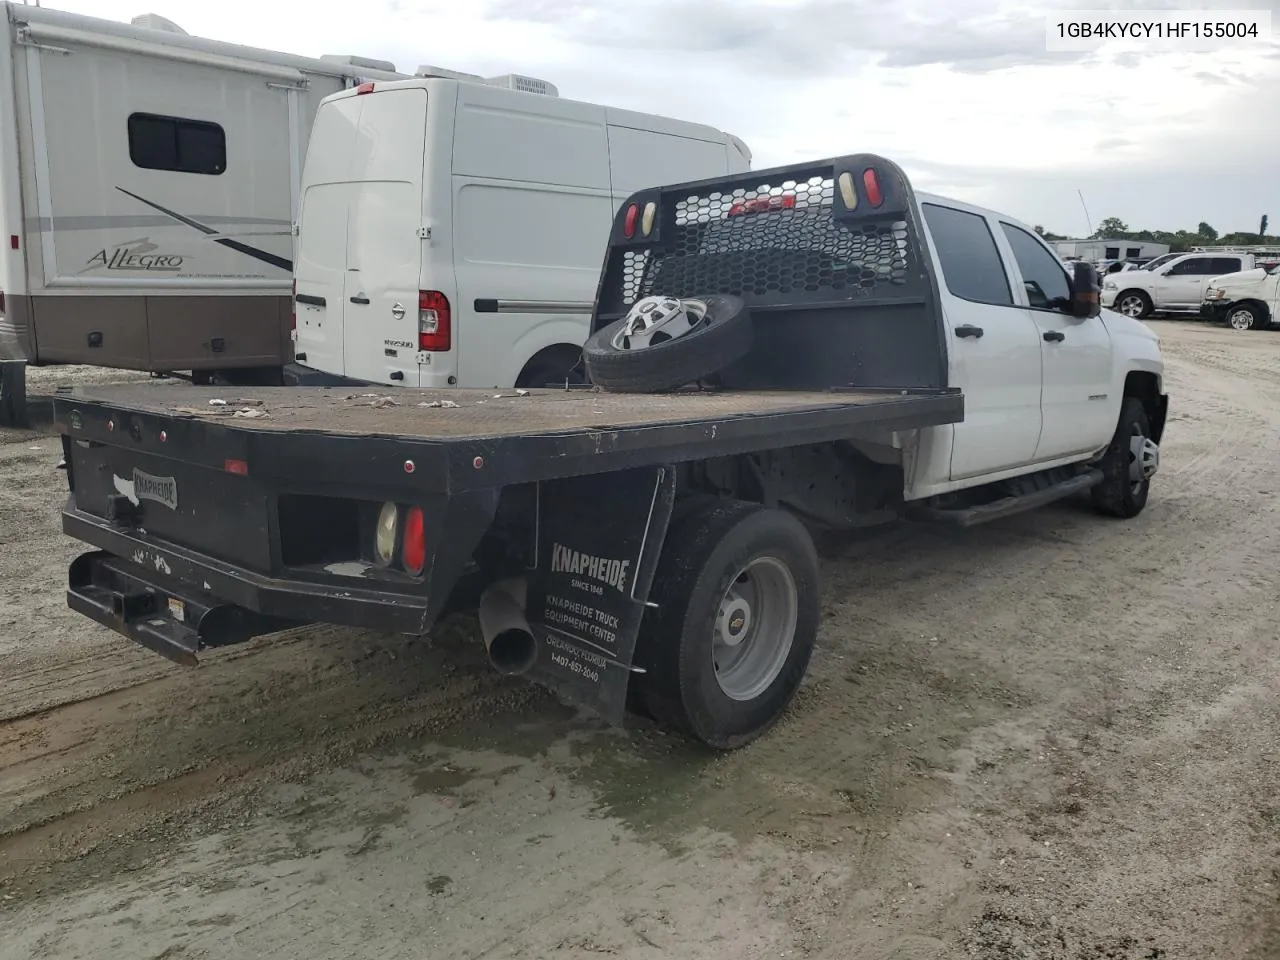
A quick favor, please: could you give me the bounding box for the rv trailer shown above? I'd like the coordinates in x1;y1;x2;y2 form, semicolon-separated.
0;3;406;423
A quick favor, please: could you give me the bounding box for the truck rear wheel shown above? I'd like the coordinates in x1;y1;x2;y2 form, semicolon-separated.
1091;396;1157;519
633;499;820;749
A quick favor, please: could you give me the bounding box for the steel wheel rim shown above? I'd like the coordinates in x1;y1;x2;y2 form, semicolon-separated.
1127;421;1157;494
712;556;798;702
1117;295;1145;317
1228;309;1253;331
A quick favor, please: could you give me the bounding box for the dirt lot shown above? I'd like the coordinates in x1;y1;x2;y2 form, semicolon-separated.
2;323;1279;960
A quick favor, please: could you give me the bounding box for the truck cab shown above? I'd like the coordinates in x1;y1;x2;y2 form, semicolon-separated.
1201;262;1280;330
1102;252;1256;318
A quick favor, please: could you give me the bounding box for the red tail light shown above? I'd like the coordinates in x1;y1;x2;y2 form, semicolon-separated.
862;168;883;207
728;194;796;217
402;506;426;575
224;458;249;476
623;203;639;238
355;82;375;95
418;291;451;351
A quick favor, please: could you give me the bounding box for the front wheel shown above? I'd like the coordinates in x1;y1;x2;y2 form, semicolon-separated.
1091;396;1158;519
632;499;820;749
1226;304;1265;331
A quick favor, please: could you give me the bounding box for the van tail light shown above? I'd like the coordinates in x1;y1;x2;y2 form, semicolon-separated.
355;82;375;95
728;194;796;217
402;506;426;575
418;291;451;351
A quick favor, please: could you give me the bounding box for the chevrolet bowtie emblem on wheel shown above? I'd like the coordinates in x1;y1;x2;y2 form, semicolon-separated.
391;302;406;320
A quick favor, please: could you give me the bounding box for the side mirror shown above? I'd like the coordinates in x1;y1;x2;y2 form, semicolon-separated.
1069;261;1101;318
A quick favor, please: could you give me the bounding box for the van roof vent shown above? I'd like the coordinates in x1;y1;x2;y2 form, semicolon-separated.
321;54;398;73
414;64;485;82
486;74;559;97
130;13;188;34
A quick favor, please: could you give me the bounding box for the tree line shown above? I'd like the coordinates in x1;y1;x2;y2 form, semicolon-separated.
1033;215;1274;252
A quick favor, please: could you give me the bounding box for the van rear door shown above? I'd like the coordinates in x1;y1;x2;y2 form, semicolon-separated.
341;88;429;386
294;95;362;376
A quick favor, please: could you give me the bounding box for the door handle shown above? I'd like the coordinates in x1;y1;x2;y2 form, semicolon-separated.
350;296;370;305
1043;330;1065;342
954;324;984;339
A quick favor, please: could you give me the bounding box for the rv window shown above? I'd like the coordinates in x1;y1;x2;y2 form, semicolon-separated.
127;113;226;175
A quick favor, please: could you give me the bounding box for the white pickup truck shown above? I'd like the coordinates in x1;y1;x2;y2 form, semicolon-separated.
1101;251;1262;318
1200;263;1280;331
51;154;1169;749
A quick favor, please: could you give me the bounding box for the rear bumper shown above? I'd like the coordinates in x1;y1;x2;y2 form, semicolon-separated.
282;361;369;387
64;506;436;664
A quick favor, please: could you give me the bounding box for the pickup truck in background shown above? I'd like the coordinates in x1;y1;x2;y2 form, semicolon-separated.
52;155;1167;750
1200;262;1280;331
1102;251;1262;318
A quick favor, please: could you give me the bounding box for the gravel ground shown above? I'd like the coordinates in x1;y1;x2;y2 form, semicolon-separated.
1;321;1278;959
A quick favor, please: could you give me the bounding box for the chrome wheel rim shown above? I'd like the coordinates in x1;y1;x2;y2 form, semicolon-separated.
712;556;798;702
1117;295;1146;317
1228;309;1254;331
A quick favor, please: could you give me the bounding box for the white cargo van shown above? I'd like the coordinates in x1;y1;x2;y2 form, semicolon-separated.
288;70;751;389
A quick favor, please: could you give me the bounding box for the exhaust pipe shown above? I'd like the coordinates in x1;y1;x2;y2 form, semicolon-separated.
477;577;538;675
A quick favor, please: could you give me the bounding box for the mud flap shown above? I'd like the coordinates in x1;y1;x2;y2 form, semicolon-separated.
523;466;676;723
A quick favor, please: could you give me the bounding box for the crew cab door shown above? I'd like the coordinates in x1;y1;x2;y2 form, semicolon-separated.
997;221;1115;460
920;202;1043;480
1158;255;1234;308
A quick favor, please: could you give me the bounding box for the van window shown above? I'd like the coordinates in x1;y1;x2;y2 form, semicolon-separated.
1001;222;1070;308
128;113;225;175
922;203;1012;305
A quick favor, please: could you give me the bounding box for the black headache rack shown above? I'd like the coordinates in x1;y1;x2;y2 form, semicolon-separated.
591;153;950;392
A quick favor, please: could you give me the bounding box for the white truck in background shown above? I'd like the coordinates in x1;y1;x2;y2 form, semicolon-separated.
1201;262;1280;330
287;72;751;390
1101;251;1263;318
0;2;411;424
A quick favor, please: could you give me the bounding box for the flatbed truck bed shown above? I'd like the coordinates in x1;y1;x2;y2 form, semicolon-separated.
57;383;962;488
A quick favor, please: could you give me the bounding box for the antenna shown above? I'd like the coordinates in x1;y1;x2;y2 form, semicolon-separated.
1077;189;1093;237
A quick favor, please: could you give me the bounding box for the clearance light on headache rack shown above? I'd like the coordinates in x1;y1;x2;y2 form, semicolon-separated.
728;194;796;217
623;203;639;238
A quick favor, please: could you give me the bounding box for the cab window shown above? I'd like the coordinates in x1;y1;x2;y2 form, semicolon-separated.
921;203;1012;305
1000;222;1070;309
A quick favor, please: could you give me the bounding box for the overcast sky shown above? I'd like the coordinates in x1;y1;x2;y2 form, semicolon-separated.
41;0;1280;237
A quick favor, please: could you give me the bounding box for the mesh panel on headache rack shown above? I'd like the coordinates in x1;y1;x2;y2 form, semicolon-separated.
609;171;912;314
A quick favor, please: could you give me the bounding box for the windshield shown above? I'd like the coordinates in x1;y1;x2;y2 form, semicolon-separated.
1141;253;1179;271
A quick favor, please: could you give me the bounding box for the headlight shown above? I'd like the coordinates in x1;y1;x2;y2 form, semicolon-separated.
1102;279;1117;291
374;502;399;565
1204;288;1224;300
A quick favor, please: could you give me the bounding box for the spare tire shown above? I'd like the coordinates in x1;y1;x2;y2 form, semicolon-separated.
583;293;751;393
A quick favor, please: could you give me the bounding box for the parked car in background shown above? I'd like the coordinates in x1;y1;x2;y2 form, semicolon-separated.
288;73;751;391
1201;262;1280;330
1101;252;1263;318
